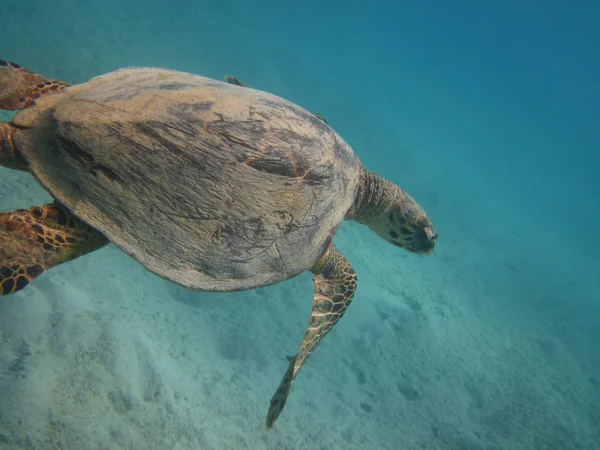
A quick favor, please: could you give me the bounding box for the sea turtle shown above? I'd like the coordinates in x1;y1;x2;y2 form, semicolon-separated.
0;60;438;428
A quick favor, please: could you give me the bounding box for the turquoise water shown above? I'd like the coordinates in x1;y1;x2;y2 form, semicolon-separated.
1;1;599;449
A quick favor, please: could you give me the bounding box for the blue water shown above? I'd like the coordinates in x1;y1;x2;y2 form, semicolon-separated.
1;1;599;448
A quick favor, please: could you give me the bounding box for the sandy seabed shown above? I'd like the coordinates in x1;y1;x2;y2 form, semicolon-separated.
1;1;599;448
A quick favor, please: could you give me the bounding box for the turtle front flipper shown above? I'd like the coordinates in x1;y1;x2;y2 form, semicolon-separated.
266;243;357;429
0;202;108;295
0;60;69;110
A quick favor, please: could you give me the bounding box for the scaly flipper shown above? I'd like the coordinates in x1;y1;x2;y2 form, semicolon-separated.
266;243;357;429
0;60;69;110
0;202;108;295
0;60;69;171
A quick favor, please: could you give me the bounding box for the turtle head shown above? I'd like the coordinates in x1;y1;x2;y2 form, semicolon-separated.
371;197;438;255
347;169;438;255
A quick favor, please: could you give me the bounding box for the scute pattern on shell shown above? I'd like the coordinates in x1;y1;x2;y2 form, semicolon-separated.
18;68;361;291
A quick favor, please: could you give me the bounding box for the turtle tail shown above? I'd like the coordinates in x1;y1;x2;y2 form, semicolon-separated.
0;60;69;110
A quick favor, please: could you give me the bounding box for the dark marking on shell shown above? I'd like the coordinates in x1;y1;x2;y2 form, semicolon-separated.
156;83;195;91
135;121;194;153
243;217;269;241
244;156;331;185
206;115;333;185
56;135;94;165
168;102;214;117
100;92;140;103
272;211;296;234
56;127;123;183
130;120;226;190
90;165;121;182
213;120;267;153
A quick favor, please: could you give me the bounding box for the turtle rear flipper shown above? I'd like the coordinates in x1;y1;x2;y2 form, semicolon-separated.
0;203;108;295
266;243;357;429
0;60;69;110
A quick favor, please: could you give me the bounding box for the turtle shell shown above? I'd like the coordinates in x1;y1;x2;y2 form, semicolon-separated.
16;68;361;291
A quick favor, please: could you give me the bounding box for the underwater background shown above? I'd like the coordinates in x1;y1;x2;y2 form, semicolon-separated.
1;0;599;448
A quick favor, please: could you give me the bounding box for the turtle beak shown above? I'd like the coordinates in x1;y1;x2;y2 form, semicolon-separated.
423;228;438;255
411;226;437;255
